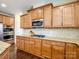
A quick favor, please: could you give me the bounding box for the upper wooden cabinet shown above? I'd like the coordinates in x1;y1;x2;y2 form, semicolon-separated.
20;15;25;28
31;7;43;20
52;7;63;27
75;2;79;27
3;16;13;26
63;4;75;27
44;4;52;28
20;2;79;28
20;13;32;28
0;15;3;22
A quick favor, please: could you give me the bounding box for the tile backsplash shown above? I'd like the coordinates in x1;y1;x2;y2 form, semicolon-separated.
19;28;79;39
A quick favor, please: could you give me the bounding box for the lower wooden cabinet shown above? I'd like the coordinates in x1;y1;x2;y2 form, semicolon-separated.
34;39;42;57
29;38;35;54
51;41;65;59
16;36;20;49
77;47;79;59
66;43;77;59
0;49;9;59
24;37;30;52
42;40;52;59
16;36;79;59
16;36;24;50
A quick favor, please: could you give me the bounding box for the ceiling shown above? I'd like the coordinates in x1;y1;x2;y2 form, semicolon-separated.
0;0;77;15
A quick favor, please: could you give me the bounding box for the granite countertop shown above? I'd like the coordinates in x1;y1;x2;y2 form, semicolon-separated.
0;41;11;55
17;35;79;45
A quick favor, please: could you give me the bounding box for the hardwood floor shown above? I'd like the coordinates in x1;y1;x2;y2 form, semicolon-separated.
9;44;42;59
16;50;42;59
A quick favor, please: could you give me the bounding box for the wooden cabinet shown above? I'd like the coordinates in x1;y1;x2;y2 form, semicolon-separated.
36;8;43;19
75;2;79;27
20;13;32;28
16;36;24;50
52;7;63;27
0;15;3;22
66;43;77;59
77;46;79;59
16;36;79;59
3;16;13;26
29;38;35;54
24;37;42;57
63;4;75;27
24;37;30;52
34;38;42;57
16;37;20;49
44;4;52;28
52;3;79;28
24;13;32;28
31;7;43;20
0;49;9;59
20;15;25;28
52;41;65;59
42;40;52;59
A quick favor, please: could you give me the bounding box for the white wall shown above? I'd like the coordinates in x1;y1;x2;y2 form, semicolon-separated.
15;15;79;39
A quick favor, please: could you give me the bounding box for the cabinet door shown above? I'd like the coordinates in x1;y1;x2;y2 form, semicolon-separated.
20;15;26;28
36;8;43;19
24;37;30;52
3;16;13;26
66;43;77;59
52;7;63;27
34;39;42;57
31;10;37;20
3;16;6;25
52;41;65;59
77;47;79;59
29;38;35;54
16;37;20;49
21;14;32;28
24;13;32;28
0;15;3;22
31;8;43;20
1;49;9;59
63;4;75;27
16;36;24;50
20;16;23;28
8;17;13;26
44;5;52;28
75;2;79;27
20;37;25;50
42;40;52;59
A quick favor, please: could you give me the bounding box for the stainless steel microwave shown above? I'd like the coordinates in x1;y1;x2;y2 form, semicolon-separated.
32;19;43;28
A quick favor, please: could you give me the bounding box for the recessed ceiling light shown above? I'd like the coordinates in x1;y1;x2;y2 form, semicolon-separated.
1;3;7;7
